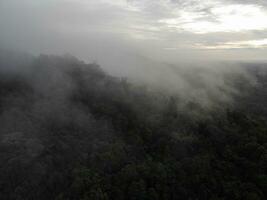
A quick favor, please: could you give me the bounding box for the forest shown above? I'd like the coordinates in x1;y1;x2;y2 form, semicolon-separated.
0;51;267;200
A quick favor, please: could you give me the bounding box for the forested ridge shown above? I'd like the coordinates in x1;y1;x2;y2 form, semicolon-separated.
0;52;267;200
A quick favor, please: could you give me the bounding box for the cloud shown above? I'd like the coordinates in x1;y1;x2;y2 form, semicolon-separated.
0;0;267;66
158;1;267;33
196;38;267;49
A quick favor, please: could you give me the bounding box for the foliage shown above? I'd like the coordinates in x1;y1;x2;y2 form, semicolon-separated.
0;54;267;199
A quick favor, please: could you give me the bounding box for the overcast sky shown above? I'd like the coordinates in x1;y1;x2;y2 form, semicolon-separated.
1;0;267;68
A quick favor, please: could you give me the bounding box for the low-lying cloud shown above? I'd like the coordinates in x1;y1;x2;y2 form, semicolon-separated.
1;0;267;73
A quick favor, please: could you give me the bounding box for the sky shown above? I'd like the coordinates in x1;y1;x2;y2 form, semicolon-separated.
1;0;267;70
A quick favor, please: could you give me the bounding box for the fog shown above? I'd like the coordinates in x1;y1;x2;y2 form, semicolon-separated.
2;1;267;199
1;0;264;113
1;0;267;76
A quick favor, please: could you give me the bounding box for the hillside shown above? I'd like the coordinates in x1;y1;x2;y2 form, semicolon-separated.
0;53;267;200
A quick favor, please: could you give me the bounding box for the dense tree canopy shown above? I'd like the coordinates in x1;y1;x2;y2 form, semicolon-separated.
0;53;267;199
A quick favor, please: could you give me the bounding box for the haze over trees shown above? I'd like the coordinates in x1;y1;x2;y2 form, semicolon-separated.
1;0;267;199
0;50;267;199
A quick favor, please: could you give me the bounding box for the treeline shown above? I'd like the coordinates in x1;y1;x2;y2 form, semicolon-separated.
0;53;267;199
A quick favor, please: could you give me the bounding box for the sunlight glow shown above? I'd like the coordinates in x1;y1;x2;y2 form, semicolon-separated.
160;4;267;34
196;39;267;49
